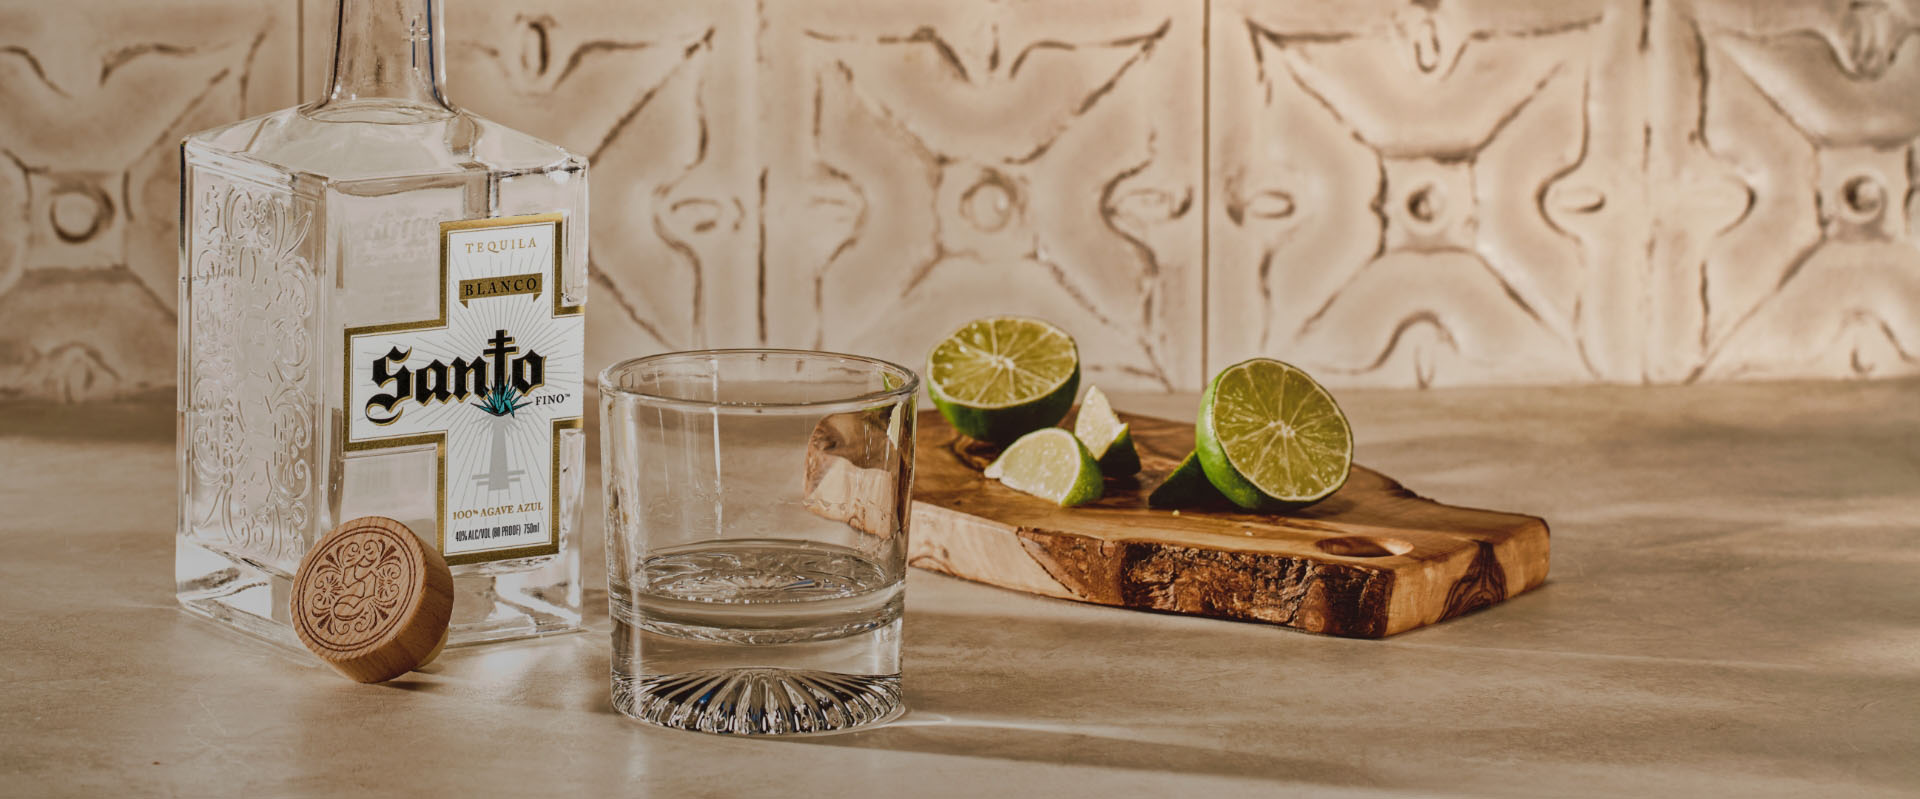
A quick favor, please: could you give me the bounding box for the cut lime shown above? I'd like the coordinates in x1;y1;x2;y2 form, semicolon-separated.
927;317;1080;444
1071;386;1140;476
1146;450;1223;508
1195;358;1352;509
983;428;1103;507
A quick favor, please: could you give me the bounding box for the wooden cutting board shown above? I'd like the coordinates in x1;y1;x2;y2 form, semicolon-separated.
905;409;1550;638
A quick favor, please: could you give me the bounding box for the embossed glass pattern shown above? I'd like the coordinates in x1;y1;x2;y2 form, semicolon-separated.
181;178;320;572
600;350;918;735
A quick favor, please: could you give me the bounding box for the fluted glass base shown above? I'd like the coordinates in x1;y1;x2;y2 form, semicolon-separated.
613;668;902;735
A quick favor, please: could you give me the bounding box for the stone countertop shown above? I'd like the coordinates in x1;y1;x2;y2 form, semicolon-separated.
3;381;1916;797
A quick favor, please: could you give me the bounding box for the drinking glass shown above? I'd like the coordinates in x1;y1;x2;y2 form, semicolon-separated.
599;349;918;735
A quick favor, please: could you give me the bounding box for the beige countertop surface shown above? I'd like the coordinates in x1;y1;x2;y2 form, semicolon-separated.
3;381;1917;798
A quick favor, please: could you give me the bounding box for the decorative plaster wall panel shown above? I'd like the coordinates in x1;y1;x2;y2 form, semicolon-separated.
0;0;297;400
1209;0;1642;387
1674;0;1920;380
758;0;1206;392
2;0;1917;402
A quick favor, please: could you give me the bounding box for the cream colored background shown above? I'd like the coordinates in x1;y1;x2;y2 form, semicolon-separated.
2;0;1916;401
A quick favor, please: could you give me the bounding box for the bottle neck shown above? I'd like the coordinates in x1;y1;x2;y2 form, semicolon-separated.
317;0;452;113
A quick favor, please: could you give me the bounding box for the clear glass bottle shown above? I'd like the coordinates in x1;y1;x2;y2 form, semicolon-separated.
177;0;587;648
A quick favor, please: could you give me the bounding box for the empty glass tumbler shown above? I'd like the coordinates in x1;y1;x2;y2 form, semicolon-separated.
599;350;918;735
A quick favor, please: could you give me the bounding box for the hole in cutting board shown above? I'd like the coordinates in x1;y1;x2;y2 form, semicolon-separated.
1316;536;1412;557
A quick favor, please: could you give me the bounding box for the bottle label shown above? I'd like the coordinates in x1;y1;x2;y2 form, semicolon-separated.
345;213;583;565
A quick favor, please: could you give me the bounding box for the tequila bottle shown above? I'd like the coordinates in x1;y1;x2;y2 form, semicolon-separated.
178;0;587;648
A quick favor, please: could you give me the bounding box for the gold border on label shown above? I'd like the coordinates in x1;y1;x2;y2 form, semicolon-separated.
342;212;579;567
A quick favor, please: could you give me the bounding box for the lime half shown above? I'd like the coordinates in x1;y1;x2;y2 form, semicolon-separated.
983;428;1103;507
1071;386;1140;476
927;317;1080;444
1195;358;1352;509
1146;450;1222;508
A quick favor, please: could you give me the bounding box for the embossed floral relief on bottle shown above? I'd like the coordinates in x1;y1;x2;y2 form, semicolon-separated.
182;176;318;570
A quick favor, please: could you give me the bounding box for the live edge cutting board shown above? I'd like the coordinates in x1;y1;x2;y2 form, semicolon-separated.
906;410;1550;638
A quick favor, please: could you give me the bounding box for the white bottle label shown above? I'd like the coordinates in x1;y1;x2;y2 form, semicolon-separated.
345;213;583;565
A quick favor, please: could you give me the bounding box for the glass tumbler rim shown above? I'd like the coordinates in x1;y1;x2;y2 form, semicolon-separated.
597;348;921;413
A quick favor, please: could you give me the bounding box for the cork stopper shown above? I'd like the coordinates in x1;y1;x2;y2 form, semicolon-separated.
290;516;453;683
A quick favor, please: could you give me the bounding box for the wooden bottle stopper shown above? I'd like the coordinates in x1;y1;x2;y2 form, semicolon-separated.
290;516;453;683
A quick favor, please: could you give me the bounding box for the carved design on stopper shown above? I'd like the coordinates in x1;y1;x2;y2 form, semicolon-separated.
291;516;452;683
298;527;415;651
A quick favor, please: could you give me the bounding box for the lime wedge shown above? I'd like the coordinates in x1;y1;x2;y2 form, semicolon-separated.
1195;358;1352;509
927;317;1080;444
1071;386;1140;476
1146;451;1223;508
983;428;1103;507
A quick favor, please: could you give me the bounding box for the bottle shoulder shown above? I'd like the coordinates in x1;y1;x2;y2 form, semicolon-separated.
184;103;586;184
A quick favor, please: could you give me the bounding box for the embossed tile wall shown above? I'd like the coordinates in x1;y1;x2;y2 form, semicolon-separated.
2;0;1915;402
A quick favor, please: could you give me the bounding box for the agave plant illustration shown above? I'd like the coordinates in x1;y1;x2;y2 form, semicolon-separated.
473;383;531;417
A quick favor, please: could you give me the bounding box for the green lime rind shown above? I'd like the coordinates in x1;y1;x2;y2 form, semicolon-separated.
983;428;1104;507
1195;395;1275;510
1195;358;1353;510
927;317;1081;444
1094;425;1141;475
930;368;1078;444
1146;450;1223;508
1071;385;1140;476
